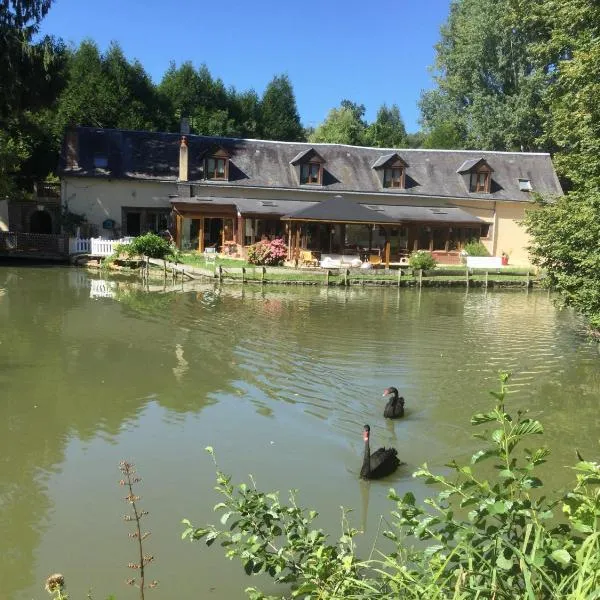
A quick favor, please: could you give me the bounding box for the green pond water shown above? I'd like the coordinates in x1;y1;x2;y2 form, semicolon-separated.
1;265;599;599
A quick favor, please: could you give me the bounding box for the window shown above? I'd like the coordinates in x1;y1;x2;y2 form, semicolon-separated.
383;167;404;188
206;157;227;180
300;162;322;185
518;178;533;191
470;168;491;193
93;154;108;169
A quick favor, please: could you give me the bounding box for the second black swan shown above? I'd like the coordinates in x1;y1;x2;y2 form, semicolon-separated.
383;386;405;418
360;424;400;480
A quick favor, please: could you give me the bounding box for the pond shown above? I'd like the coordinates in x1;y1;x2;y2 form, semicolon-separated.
1;265;599;599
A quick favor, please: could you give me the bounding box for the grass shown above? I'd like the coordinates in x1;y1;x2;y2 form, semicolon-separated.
172;252;538;286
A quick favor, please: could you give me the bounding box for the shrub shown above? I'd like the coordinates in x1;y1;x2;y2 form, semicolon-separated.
183;372;600;600
247;238;287;266
463;238;490;257
124;232;175;260
408;249;437;271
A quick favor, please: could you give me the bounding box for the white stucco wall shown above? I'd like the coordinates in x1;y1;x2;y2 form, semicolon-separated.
62;177;175;237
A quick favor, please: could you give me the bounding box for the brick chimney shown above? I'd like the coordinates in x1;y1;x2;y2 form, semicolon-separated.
179;135;188;182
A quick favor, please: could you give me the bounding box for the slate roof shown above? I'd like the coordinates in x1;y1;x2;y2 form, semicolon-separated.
375;204;484;224
283;195;398;223
60;127;563;202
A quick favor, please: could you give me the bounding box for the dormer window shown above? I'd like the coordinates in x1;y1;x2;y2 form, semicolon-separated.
203;146;230;181
457;158;494;194
290;148;326;186
383;166;404;188
206;157;227;180
300;162;322;185
470;169;490;193
372;153;407;189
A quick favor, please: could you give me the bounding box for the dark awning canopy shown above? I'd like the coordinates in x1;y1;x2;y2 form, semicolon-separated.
375;204;486;224
282;195;398;224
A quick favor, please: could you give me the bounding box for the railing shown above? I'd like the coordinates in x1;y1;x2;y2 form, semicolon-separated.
0;232;69;255
68;237;134;256
69;237;90;254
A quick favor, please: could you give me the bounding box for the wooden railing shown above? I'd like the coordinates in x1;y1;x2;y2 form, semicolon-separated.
0;232;69;256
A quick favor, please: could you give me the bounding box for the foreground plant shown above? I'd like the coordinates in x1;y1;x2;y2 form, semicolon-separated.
183;373;600;599
119;461;158;599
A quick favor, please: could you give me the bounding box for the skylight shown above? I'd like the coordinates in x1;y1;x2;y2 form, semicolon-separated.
518;179;533;191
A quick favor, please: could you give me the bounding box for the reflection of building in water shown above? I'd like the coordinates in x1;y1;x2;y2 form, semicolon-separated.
172;343;189;381
89;279;118;299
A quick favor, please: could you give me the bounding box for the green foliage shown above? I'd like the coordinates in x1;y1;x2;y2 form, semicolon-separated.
309;103;366;146
419;0;550;151
259;75;305;142
463;239;490;257
183;373;600;599
408;250;437;271
365;104;408;148
524;191;600;330
120;232;174;261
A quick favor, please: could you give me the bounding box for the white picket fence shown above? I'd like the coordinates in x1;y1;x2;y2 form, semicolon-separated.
69;237;134;256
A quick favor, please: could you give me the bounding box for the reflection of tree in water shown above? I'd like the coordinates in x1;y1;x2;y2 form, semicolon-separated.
0;269;241;597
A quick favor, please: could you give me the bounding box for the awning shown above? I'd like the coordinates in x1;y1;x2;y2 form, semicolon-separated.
170;196;317;217
373;204;485;224
282;195;398;224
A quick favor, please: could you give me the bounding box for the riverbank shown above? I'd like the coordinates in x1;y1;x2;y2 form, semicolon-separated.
85;254;539;289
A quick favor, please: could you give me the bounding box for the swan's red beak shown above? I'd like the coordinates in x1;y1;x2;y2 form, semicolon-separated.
363;430;369;441
382;388;389;397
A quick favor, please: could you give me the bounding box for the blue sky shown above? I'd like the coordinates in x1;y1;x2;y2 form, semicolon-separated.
39;0;451;132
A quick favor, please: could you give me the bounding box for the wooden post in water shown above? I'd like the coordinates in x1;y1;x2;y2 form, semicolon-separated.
344;268;349;286
261;266;266;284
397;268;402;287
419;269;423;288
326;269;330;286
526;270;530;288
485;270;488;289
242;267;246;284
218;265;223;282
466;267;470;289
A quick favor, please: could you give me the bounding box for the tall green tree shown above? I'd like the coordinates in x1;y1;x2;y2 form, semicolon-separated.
524;0;600;331
365;104;408;148
56;41;166;133
419;0;550;151
309;100;367;145
259;74;304;141
1;0;66;195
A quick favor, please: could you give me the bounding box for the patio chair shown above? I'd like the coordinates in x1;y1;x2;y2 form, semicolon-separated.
300;250;319;267
203;246;217;264
369;254;383;268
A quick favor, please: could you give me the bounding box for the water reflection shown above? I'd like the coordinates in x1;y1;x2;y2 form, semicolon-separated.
0;267;599;599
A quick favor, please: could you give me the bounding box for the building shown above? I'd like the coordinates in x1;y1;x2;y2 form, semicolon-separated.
59;126;563;265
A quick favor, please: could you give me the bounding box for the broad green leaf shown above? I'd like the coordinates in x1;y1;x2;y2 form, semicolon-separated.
551;548;571;566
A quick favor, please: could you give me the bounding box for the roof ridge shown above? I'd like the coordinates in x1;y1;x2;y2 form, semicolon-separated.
73;126;551;157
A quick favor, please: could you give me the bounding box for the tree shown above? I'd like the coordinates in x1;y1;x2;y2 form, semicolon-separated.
419;0;550;151
0;0;67;195
524;0;600;331
259;74;304;141
309;100;367;145
365;104;408;148
56;41;167;133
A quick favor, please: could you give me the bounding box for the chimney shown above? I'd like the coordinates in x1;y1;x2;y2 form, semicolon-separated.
180;117;190;135
179;135;188;182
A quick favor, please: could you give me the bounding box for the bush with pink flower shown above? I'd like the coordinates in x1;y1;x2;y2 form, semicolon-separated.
247;238;287;266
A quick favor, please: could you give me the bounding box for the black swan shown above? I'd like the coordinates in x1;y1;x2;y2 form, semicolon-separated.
383;386;405;419
360;424;400;479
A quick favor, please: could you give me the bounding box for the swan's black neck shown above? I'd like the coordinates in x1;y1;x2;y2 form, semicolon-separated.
362;433;371;477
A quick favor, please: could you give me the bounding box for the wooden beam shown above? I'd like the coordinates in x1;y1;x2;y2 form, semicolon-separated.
384;240;391;269
199;217;205;252
175;214;182;248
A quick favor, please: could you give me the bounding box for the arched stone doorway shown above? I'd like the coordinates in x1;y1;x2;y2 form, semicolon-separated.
30;210;53;234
